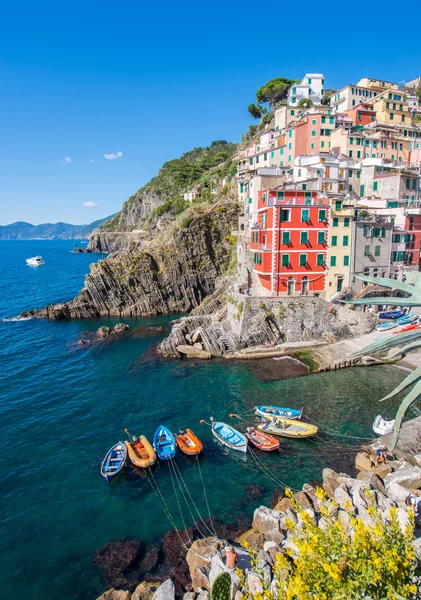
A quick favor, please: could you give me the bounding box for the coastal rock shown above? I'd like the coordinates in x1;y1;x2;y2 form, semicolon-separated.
355;452;373;472
176;345;212;359
96;590;131;600
93;539;141;587
237;529;264;551
252;506;280;535
114;323;130;334
186;538;222;592
274;497;293;513
334;486;354;513
322;468;342;499
293;491;312;510
246;572;263;595
183;593;196;600
244;484;265;501
383;481;410;504
132;581;162;600
384;467;421;490
138;544;160;577
370;463;393;479
196;590;210;600
413;538;421;565
152;579;175;600
97;326;111;338
263;528;285;546
357;471;386;495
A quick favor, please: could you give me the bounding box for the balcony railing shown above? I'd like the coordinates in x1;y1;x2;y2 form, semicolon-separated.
258;243;272;251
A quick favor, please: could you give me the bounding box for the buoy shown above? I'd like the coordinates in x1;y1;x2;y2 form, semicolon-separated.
328;306;334;313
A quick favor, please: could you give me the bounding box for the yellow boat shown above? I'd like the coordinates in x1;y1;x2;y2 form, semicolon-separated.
258;416;318;439
124;434;156;468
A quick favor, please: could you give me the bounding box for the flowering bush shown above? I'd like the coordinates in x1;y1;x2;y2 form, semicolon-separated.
238;488;418;600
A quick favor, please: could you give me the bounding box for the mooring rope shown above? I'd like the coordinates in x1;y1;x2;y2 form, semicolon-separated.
303;414;374;441
167;459;192;544
247;444;302;493
170;459;209;539
195;455;217;537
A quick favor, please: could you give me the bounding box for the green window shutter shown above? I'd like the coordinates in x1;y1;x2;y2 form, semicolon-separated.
281;254;290;267
330;256;337;267
277;191;284;199
360;184;365;196
240;184;244;193
335;200;342;211
381;227;386;238
331;236;337;247
302;209;310;222
333;217;339;227
372;227;380;237
350;137;354;145
282;231;290;244
256;231;259;243
364;245;370;256
322;116;326;123
316;253;324;266
302;184;307;190
264;152;267;160
373;181;378;191
318;209;326;222
271;151;274;158
349;184;353;192
252;232;255;243
299;254;307;266
344;217;350;227
344;255;349;266
311;130;316;137
318;231;325;244
300;231;309;244
343;235;349;247
375;246;381;257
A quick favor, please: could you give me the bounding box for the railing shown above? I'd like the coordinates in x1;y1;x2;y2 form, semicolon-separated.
258;243;272;251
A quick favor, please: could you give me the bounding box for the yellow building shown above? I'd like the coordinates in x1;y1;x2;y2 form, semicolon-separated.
369;89;412;125
325;198;355;299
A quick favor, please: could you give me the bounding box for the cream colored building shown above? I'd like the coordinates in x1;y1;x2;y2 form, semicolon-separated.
325;198;355;299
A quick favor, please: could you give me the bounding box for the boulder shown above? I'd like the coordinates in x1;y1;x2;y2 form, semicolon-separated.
152;579;175;600
413;537;421;565
384;467;421;491
293;491;312;510
355;452;373;472
191;329;202;343
96;591;131;600
384;481;410;504
138;544;160;577
113;323;130;334
237;528;264;551
183;593;196;600
371;464;393;479
97;326;111;338
263;528;285;545
334;486;354;513
302;484;322;513
193;342;203;350
132;581;162;600
246;572;263;595
274;497;293;513
322;468;342;498
338;509;352;534
196;591;210;600
93;539;141;588
252;506;281;535
176;345;212;359
356;471;386;495
186;537;222;590
265;543;283;564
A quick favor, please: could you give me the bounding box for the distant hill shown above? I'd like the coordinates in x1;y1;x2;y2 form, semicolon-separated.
0;215;115;240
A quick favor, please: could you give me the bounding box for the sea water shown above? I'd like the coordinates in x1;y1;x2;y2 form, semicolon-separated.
0;240;407;600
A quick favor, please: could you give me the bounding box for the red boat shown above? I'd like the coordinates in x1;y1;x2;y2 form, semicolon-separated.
244;427;280;451
393;324;420;334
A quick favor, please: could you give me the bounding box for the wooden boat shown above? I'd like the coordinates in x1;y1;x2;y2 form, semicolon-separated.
153;426;176;460
373;415;395;436
124;433;156;468
101;442;127;482
258;417;318;439
210;418;247;453
378;310;405;320
393;323;420;334
396;314;418;326
376;322;397;332
255;405;302;420
244;427;280;451
174;429;203;455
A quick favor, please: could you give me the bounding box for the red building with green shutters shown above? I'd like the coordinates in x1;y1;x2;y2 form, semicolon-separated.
250;190;330;295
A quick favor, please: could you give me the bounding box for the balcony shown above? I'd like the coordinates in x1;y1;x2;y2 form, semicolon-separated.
258;243;272;251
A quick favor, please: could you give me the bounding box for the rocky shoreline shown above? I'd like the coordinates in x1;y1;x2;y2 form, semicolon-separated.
94;416;421;600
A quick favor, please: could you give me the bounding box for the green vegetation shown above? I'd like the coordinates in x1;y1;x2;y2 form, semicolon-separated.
247;103;267;119
210;572;231;600
256;77;296;112
298;98;313;108
322;88;337;106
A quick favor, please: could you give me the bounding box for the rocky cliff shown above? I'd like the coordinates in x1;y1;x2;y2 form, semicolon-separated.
21;204;239;319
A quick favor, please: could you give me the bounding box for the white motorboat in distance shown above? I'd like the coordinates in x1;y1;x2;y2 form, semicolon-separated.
26;256;45;266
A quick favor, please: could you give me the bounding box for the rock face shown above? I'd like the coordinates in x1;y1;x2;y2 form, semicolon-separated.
93;539;142;588
20;206;239;320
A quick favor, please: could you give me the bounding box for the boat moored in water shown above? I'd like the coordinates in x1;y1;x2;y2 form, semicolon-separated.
26;256;45;266
258;417;318;439
373;415;395;436
174;429;203;455
101;442;127;481
245;427;280;451
255;405;302;420
210;418;248;453
153;425;176;460
124;430;156;467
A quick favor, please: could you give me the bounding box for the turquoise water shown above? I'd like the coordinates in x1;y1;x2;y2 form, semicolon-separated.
0;240;409;600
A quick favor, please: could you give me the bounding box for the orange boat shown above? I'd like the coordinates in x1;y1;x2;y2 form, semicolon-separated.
124;429;156;468
245;427;280;451
393;324;420;334
174;429;203;455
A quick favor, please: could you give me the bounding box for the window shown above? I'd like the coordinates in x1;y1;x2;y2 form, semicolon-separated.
249;157;253;165
374;245;381;257
271;151;274;158
321;116;326;124
316;253;324;266
344;255;349;266
301;209;310;222
262;214;266;228
288;130;292;138
329;116;334;124
381;227;386;238
330;256;337;267
240;184;244;193
262;192;266;203
300;231;309;244
281;254;290;267
312;119;317;124
357;150;361;159
277;191;284;199
364;245;371;256
264;153;267;160
280;209;290;222
343;235;349;247
360;184;365;197
344;217;350;227
393;234;401;243
291;109;295;115
282;231;290;244
318;209;327;222
335;200;342;211
373;181;378;191
302;184;307;191
318;231;325;244
308;78;312;84
311;130;316;137
390;113;394;121
299;254;307;266
349;150;353;158
333;217;338;227
331;235;337;247
310;143;315;150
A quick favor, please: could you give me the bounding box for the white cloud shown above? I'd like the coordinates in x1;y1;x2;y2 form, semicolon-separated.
104;151;123;160
61;156;72;163
83;202;98;209
89;159;95;163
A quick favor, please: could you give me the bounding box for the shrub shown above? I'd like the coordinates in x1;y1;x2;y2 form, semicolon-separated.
237;488;417;600
180;215;194;229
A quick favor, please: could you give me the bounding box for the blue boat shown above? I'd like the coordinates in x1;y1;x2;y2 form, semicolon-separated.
376;321;397;331
153;425;176;460
378;310;405;320
101;442;127;482
210;418;247;453
396;314;418;326
255;405;302;420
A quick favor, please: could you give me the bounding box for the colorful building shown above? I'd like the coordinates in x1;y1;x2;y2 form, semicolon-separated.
325;198;355;299
250;190;329;296
287;73;325;106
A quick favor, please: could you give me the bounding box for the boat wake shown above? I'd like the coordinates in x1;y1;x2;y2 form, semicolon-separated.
2;316;33;322
272;356;309;370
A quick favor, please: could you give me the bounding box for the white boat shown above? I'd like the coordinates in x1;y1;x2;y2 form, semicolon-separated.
210;418;248;453
26;256;45;266
373;415;395;436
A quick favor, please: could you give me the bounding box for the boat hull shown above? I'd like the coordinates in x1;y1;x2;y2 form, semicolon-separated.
153;426;176;460
212;421;248;453
378;311;405;320
245;427;280;451
373;415;395;436
255;405;302;420
376;322;397;331
175;429;203;455
258;418;318;439
125;436;156;468
101;442;127;481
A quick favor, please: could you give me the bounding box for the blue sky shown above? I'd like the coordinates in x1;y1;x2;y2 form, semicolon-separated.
1;0;421;225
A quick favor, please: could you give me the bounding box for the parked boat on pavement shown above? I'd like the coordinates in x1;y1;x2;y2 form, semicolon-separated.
376;322;397;331
378;310;405;320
